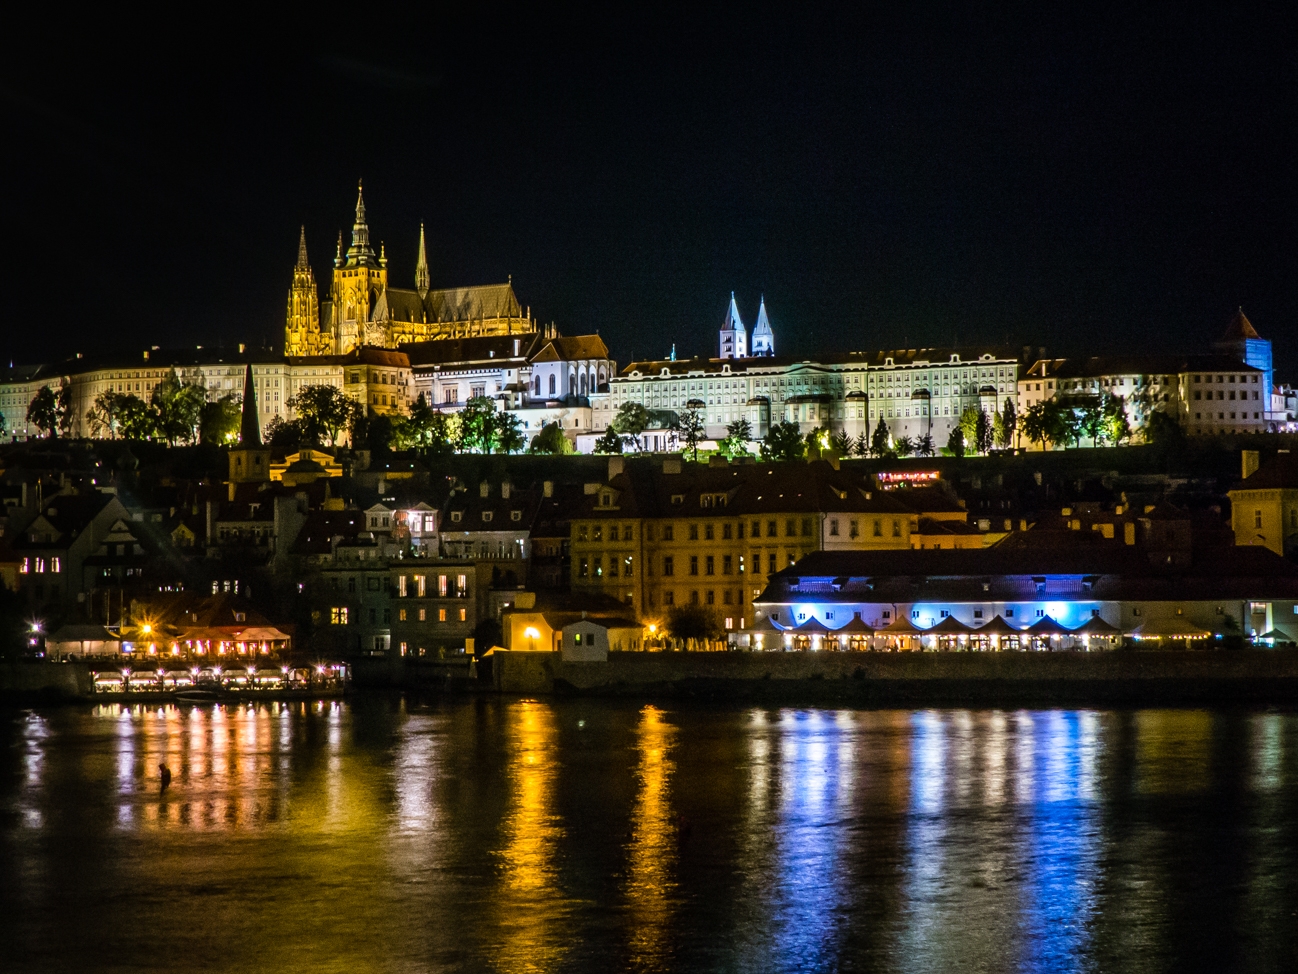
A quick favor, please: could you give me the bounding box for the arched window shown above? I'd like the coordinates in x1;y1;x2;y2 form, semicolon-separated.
580;372;588;396
569;371;576;394
548;374;556;396
533;375;541;396
598;370;606;387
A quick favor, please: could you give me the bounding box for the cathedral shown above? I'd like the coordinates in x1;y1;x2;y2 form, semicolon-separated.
285;184;535;356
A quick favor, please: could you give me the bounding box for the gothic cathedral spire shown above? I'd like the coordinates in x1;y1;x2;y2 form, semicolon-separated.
415;223;430;298
719;291;748;359
285;227;324;356
752;295;775;357
296;225;310;269
345;180;377;265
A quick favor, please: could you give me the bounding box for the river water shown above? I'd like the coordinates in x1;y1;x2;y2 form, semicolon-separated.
1;698;1296;973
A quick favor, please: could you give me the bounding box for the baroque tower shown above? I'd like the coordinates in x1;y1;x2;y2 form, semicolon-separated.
228;364;271;495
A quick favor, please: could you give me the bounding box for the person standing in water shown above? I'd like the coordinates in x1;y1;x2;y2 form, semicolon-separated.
159;764;172;792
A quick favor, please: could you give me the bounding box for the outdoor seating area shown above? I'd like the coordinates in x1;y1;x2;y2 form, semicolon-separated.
757;612;1152;652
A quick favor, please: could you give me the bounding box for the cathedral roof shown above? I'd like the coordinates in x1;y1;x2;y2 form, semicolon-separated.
371;283;523;325
1221;308;1261;341
753;296;773;335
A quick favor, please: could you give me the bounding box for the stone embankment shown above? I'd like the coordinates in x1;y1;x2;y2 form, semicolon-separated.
481;649;1298;706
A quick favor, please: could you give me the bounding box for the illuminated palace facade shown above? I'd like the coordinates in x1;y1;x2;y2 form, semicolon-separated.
285;184;535;357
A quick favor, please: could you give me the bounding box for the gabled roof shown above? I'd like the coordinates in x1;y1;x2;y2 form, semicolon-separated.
402;332;541;367
531;335;610;363
1221;308;1261;341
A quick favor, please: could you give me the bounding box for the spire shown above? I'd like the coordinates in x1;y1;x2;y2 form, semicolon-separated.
345;180;377;265
296;226;310;269
415;223;430;297
724;291;747;334
239;364;261;447
752;295;775;357
334;231;343;268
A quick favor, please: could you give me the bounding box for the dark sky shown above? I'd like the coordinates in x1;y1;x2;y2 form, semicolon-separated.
4;8;1295;372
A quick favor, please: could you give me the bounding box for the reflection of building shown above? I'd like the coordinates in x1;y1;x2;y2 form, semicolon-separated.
286;185;535;356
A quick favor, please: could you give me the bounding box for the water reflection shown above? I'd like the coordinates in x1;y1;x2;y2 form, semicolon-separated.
2;703;1298;973
494;700;566;974
624;705;677;972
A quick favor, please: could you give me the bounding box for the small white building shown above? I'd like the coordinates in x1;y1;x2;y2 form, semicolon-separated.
559;617;645;661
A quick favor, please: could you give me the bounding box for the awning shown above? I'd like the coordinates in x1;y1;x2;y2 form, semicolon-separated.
833;617;876;635
1131;618;1212;639
880;616;925;635
1026;616;1073;635
794;618;834;634
928;615;975;634
1074;615;1123;635
975;615;1024;637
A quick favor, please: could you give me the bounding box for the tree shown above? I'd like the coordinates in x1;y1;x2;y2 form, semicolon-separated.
760;421;806;462
665;603;723;642
852;432;870;458
959;406;980;446
116;394;156;441
529;422;574;455
804;426;833;460
86;391;125;439
494;412;526;454
1102;393;1131;446
152;370;207;445
264;416;303;453
27;386;59;438
593;428;624;454
675;406;706;462
831;428;853;457
720;417;753;459
916;434;935;457
946;426;966;457
287;384;360;447
870;416;891;457
974;408;994;455
56;381;73;437
400;394;457;455
455;396;502;453
1021;402;1050;450
996;398;1017;449
611;402;650;451
199;395;242;445
1144;408;1184;449
894;435;915;458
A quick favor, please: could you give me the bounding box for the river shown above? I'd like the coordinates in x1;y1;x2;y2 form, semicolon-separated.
1;698;1296;972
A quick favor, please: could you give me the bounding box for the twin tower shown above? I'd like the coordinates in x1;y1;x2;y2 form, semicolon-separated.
719;293;775;359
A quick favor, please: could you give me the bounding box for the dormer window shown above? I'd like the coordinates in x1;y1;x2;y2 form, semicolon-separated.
511;510;522;522
450;511;463;523
481;511;494;523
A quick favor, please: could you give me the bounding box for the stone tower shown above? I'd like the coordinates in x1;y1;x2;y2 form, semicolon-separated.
228;364;272;494
329;181;389;355
285;227;330;356
1214;308;1272;411
719;292;748;359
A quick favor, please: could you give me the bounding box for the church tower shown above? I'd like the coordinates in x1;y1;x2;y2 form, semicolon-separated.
719;292;748;359
285;227;330;356
1215;308;1273;414
228;364;272;496
329;181;389;354
751;295;775;357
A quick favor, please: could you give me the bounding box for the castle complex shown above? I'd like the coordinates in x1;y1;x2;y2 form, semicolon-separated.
285;184;534;356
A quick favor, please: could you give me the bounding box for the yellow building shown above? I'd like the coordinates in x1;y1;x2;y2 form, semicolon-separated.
569;458;914;632
1229;451;1298;556
286;184;535;356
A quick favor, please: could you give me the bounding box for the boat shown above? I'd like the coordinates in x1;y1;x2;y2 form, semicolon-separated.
174;688;221;704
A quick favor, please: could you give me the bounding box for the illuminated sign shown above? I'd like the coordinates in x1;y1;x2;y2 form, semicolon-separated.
876;470;940;488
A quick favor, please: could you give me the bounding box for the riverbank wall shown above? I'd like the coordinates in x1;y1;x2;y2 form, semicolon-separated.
479;649;1298;706
0;662;91;704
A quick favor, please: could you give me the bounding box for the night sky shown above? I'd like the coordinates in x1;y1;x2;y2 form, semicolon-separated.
4;8;1294;371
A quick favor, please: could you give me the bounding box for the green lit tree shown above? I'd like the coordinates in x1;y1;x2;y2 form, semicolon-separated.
152;370;208;445
675;406;706;462
198;395;242;445
974;408;994;455
1102;393;1131;446
995;398;1017;449
494;412;526;454
611;402;650;451
720;417;754;459
529;421;573;454
116;394;157;441
894;435;915;458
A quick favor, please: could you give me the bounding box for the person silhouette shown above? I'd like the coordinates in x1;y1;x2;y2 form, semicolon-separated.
159;764;172;793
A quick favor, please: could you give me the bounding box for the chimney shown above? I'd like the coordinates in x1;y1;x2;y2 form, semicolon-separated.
543;480;554;498
608;456;625;479
502;482;511;499
1124;522;1136;545
1242;450;1260;480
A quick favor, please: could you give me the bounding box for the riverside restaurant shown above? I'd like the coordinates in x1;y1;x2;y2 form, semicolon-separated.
749;546;1298;651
